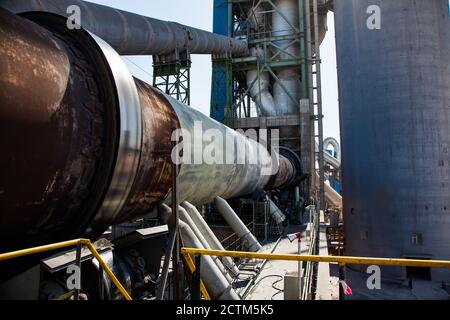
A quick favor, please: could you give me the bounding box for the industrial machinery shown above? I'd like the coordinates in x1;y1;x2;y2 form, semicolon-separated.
209;0;333;229
3;0;448;302
0;2;306;300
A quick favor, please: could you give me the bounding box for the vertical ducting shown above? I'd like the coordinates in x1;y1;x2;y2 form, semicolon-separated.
247;6;277;117
246;0;328;118
247;51;277;116
272;0;301;116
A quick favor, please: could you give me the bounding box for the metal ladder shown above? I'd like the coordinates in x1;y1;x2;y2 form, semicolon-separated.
305;0;325;210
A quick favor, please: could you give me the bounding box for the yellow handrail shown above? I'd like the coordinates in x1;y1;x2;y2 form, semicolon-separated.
0;239;132;300
181;248;450;269
182;254;211;300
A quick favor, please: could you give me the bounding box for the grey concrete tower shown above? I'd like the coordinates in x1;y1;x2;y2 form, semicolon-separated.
334;0;450;281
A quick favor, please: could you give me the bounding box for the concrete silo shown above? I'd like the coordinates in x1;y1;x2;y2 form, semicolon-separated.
334;0;450;281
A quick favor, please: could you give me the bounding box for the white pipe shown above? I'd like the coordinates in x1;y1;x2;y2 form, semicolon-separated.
179;221;240;300
181;202;240;277
294;187;300;206
1;0;249;57
272;0;299;58
247;69;277;116
214;197;262;252
315;172;342;209
273;69;301;115
324;137;341;161
247;48;277;116
316;142;341;169
266;197;286;225
272;0;301;116
176;205;233;282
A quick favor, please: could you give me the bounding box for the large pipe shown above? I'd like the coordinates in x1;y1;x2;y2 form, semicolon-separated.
176;204;234;281
214;197;262;252
314;173;342;209
324;137;340;161
0;0;249;57
0;10;298;253
247;0;328;118
181;202;240;277
272;0;301;116
246;7;276;117
267;198;287;225
165;94;299;205
247;48;277;116
178;221;240;300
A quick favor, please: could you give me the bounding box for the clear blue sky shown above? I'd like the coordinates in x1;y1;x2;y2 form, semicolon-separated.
88;0;341;141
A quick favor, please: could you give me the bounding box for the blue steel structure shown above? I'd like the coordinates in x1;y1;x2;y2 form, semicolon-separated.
210;0;232;125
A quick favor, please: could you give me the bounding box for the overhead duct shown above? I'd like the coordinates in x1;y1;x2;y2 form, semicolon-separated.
324;137;341;161
0;0;249;57
0;9;299;253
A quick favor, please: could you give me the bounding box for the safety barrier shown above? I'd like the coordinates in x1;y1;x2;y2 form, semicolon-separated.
181;247;450;299
0;239;132;300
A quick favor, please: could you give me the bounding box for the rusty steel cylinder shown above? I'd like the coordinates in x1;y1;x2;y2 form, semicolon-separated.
0;10;298;254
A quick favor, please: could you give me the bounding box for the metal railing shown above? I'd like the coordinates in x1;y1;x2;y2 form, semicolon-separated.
181;247;450;300
181;253;211;300
301;206;320;299
0;239;132;300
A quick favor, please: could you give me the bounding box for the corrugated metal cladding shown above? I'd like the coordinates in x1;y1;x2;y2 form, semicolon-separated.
335;0;450;281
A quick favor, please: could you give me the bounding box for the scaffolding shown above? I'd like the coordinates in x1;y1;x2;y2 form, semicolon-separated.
153;50;191;105
211;0;326;205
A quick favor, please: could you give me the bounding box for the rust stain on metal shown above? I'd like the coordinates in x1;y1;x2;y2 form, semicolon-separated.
116;79;180;223
0;10;107;251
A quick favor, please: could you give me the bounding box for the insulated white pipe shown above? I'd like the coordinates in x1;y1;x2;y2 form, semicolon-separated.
214;197;262;252
181;202;240;277
315;172;342;209
176;205;233;282
179;221;240;300
272;0;301;116
316;142;341;169
1;0;249;57
294;187;300;206
247;68;277;117
246;8;277;117
267;198;287;225
324;137;341;161
246;46;277;116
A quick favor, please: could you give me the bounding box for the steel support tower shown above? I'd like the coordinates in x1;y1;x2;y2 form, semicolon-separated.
211;0;327;206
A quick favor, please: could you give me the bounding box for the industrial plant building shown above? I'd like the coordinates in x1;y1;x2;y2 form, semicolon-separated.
0;0;449;301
